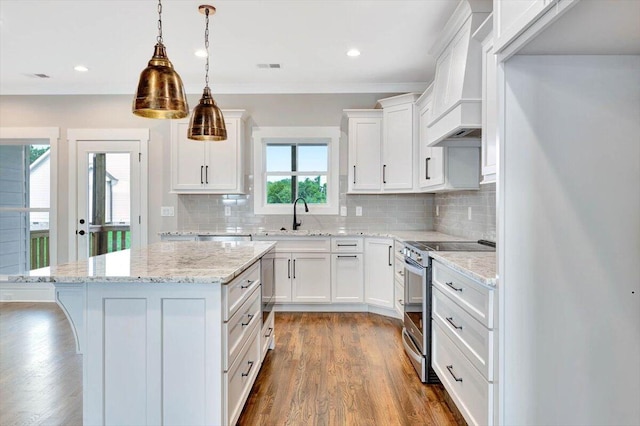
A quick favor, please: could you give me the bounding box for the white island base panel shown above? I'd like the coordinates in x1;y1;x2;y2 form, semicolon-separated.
55;281;248;426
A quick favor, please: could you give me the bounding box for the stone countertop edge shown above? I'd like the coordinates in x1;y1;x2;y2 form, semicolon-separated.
428;251;497;287
160;229;469;242
8;241;277;285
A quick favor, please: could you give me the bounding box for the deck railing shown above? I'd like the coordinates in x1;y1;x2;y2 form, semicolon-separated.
89;224;130;257
30;230;50;270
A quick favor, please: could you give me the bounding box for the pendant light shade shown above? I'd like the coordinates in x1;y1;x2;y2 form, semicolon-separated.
188;87;227;141
187;5;226;141
132;0;189;119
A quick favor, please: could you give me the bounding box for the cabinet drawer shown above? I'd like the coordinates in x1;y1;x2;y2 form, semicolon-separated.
331;237;363;253
432;260;494;328
432;321;494;426
261;311;275;361
394;280;404;318
433;287;494;381
394;256;405;283
224;285;261;371
225;322;261;426
223;261;260;321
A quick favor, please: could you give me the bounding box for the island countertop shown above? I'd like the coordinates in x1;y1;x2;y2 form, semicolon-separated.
429;251;497;286
8;241;276;284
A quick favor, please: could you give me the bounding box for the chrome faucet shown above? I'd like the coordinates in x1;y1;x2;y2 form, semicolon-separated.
292;197;309;230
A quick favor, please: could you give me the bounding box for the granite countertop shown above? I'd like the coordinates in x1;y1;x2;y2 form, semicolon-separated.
160;229;468;242
8;241;276;284
429;251;497;287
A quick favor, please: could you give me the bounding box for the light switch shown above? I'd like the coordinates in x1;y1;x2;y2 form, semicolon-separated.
356;206;363;216
468;207;472;220
340;206;347;217
225;206;231;216
436;205;439;216
160;206;174;217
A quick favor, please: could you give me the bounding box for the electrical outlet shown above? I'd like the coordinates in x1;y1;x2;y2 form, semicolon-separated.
340;206;347;217
224;206;231;216
468;206;472;220
356;206;363;216
436;205;439;216
160;206;174;217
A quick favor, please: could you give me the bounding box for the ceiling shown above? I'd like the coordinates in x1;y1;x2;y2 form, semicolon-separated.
0;0;461;96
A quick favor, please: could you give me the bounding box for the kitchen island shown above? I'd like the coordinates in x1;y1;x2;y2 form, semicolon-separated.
9;240;276;426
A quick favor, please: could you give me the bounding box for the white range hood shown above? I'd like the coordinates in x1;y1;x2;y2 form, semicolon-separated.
426;0;491;146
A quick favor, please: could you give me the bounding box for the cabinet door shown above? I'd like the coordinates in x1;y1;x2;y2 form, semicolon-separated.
431;49;452;122
382;104;414;190
274;253;292;303
481;34;497;183
204;117;243;193
423;146;445;188
292;253;331;303
171;120;206;191
364;238;394;309
348;117;382;191
331;254;364;303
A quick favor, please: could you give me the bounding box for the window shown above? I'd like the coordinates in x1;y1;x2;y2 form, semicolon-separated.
253;127;340;215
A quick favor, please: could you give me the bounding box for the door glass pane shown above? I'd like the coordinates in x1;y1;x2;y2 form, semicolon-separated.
87;153;131;256
298;145;328;172
298;175;327;204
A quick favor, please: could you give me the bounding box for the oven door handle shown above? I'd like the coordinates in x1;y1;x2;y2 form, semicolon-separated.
404;260;426;277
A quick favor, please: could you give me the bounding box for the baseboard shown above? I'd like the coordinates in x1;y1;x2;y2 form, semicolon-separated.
274;303;401;320
0;282;55;302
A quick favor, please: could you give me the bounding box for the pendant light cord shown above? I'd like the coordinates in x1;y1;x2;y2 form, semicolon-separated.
204;8;210;89
157;0;163;44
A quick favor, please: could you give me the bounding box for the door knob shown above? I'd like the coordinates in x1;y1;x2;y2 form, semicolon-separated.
78;230;86;235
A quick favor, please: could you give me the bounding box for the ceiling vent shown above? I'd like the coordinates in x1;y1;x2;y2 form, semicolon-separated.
257;64;281;69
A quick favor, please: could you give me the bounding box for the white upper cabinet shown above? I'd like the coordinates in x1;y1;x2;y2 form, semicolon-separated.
345;110;383;192
171;110;247;194
493;0;580;58
417;86;480;192
381;96;418;190
474;14;497;184
344;93;419;194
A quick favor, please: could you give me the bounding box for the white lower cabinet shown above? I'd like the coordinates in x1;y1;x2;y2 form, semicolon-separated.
331;253;364;303
225;322;261;426
431;259;495;426
364;238;394;309
261;311;275;362
273;252;331;303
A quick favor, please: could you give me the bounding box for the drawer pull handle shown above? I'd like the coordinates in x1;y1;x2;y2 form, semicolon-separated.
241;360;255;377
398;271;404;276
337;255;358;258
445;281;463;292
398;299;404;306
337;243;358;247
446;365;463;382
265;327;273;338
241;280;254;289
446;317;463;330
241;314;254;327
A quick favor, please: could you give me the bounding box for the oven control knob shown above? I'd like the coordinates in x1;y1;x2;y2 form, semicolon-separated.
416;255;423;262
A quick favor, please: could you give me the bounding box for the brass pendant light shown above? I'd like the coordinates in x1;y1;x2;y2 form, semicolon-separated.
188;5;227;141
133;0;189;119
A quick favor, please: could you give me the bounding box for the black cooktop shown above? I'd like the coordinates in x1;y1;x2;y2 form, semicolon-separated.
405;240;496;252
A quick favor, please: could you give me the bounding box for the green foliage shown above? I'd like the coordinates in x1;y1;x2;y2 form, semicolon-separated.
266;176;326;204
30;146;49;164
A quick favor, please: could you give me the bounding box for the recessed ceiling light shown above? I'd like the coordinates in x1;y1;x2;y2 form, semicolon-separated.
195;49;208;58
74;65;89;72
347;49;361;57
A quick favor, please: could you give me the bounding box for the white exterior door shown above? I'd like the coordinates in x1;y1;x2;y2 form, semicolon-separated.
69;129;148;261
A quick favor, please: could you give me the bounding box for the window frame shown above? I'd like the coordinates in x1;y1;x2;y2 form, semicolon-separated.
253;127;340;215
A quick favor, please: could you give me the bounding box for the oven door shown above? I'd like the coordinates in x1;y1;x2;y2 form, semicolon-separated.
403;259;427;354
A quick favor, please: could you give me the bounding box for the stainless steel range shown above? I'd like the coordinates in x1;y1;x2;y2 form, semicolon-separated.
402;239;495;383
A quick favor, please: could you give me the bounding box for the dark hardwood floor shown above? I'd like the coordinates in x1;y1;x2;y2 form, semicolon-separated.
0;304;458;426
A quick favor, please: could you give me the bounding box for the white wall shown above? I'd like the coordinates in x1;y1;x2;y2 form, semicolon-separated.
500;55;640;425
0;93;390;263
